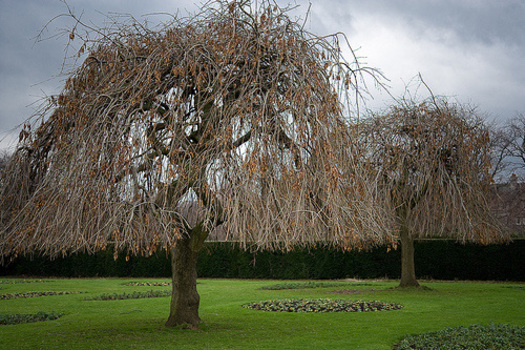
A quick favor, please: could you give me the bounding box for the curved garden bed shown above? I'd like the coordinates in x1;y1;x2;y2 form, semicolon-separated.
243;298;403;313
0;311;63;325
393;323;525;349
0;291;79;300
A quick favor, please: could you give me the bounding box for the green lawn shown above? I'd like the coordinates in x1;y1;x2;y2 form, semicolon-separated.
0;278;523;349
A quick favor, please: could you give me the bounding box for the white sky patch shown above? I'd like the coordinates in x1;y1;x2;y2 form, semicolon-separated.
343;11;525;120
0;131;17;153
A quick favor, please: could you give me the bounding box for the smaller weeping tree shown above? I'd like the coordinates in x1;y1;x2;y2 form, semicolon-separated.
0;0;388;327
358;96;507;287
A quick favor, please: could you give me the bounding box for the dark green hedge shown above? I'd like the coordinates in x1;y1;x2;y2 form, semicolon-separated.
1;241;523;281
0;249;171;278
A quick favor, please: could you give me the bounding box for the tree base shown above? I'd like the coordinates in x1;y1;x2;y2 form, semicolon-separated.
398;279;420;288
395;284;433;291
165;316;201;329
165;235;202;329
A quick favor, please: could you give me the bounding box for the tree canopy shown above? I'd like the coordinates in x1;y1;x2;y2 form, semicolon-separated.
0;0;387;261
360;98;504;242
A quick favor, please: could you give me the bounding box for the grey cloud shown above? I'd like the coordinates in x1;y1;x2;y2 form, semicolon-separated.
1;0;523;150
0;0;200;132
403;1;525;47
328;0;525;47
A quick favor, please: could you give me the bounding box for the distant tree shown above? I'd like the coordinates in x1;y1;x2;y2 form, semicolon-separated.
0;0;387;327
488;123;513;182
503;114;525;177
488;113;525;182
357;97;506;287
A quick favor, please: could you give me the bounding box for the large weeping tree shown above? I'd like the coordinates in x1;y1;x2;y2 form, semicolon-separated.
358;96;507;288
0;1;387;327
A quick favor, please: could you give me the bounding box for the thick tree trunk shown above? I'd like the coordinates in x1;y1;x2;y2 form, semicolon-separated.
165;228;206;328
399;227;419;288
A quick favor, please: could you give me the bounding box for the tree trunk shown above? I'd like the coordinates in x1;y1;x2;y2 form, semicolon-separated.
399;227;419;288
165;229;205;328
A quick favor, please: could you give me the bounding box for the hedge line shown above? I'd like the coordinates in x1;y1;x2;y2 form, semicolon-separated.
1;240;523;281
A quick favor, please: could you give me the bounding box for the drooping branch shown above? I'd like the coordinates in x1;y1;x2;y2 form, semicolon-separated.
0;0;388;260
358;96;505;244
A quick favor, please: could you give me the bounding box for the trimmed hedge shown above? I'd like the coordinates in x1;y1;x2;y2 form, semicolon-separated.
198;240;524;281
0;250;171;278
0;241;523;281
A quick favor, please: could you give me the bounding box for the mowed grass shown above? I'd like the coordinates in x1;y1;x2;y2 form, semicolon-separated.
0;278;523;349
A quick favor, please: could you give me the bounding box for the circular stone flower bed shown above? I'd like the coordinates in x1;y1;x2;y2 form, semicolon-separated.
242;299;403;313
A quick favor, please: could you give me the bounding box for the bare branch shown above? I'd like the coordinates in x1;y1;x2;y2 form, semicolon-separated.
0;0;388;260
357;96;505;244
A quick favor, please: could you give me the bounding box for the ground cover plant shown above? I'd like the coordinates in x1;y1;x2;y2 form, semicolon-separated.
259;281;373;290
0;279;51;284
0;311;63;325
0;291;79;300
124;282;171;287
242;299;403;312
393;323;525;349
84;290;171;301
331;288;387;295
0;278;523;349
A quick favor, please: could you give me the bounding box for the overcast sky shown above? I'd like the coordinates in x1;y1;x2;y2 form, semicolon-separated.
1;0;524;151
